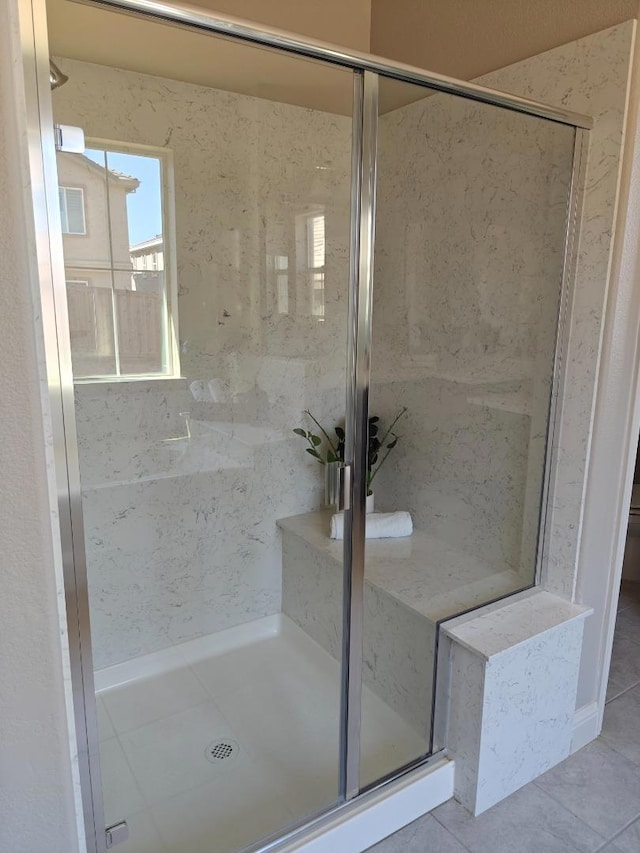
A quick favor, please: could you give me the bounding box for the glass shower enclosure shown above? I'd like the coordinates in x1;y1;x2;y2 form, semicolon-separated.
34;0;590;851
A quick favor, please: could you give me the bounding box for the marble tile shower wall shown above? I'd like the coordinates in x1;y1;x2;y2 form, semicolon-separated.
56;22;632;670
482;22;634;598
371;92;574;577
54;59;353;668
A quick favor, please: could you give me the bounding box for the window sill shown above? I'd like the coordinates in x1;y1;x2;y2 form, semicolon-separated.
73;373;186;386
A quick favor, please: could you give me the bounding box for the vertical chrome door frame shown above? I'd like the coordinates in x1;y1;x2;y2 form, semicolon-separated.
19;0;107;850
341;70;379;801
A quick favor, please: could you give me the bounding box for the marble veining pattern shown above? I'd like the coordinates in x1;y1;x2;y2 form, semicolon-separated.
372;81;574;581
53;59;353;667
474;620;584;814
371;21;634;606
52;22;633;675
279;511;527;622
281;522;433;738
479;22;635;597
280;510;527;736
444;593;588;814
443;590;590;660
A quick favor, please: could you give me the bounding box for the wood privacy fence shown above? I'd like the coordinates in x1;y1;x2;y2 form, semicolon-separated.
67;280;163;376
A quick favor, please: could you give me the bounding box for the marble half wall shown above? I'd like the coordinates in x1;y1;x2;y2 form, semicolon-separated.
442;592;590;814
53;59;354;668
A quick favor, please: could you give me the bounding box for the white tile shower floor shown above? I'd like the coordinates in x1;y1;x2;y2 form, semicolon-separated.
96;616;426;853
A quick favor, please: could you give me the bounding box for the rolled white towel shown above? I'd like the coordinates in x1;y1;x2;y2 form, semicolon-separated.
330;511;413;540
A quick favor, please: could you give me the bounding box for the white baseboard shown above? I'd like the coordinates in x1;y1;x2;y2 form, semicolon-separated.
571;701;600;753
274;756;454;853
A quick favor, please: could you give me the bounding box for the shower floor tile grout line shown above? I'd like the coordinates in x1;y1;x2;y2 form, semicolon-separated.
430;811;474;852
527;777;634;851
592;810;640;853
605;680;640;704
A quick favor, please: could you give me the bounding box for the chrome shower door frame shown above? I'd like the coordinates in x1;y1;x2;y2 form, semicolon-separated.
18;0;107;850
19;0;592;849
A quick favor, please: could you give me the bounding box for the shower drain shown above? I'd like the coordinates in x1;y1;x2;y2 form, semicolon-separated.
205;738;240;765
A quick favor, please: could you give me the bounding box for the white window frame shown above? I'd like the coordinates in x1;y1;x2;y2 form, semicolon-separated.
66;138;180;383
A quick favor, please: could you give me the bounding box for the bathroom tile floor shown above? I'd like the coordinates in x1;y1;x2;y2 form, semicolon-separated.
369;580;640;853
95;615;425;853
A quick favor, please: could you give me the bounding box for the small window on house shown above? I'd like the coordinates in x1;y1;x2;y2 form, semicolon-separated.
56;141;179;381
59;186;86;235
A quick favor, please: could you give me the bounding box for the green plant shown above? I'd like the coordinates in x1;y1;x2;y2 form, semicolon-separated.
293;407;407;495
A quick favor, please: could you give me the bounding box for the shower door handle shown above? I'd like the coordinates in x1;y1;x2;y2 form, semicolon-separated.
338;464;352;512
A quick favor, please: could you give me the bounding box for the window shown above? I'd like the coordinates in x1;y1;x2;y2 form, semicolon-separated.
296;209;326;319
307;212;326;319
59;186;86;234
56;141;178;381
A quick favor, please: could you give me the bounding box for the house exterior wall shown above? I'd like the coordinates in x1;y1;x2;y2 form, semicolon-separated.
57;152;132;274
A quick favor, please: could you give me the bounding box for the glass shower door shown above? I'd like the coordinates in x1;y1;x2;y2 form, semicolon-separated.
45;0;589;846
358;74;577;787
49;6;361;849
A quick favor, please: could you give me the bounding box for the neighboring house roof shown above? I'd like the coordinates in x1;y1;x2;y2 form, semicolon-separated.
59;151;140;192
130;235;163;254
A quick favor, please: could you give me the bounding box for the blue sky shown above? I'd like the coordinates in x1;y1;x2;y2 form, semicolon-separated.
85;148;163;246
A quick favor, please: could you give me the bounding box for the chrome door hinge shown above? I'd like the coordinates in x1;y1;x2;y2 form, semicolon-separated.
54;123;85;153
105;821;129;848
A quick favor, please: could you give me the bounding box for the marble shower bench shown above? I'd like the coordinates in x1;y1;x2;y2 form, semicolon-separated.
277;510;527;738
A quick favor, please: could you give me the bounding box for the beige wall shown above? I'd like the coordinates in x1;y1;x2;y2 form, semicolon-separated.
370;0;637;79
46;0;369;114
46;0;640;116
191;0;371;51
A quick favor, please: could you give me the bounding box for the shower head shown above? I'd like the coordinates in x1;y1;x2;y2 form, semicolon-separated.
49;61;68;90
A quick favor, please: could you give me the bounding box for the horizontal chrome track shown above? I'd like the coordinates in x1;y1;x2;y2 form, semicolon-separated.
77;0;593;129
